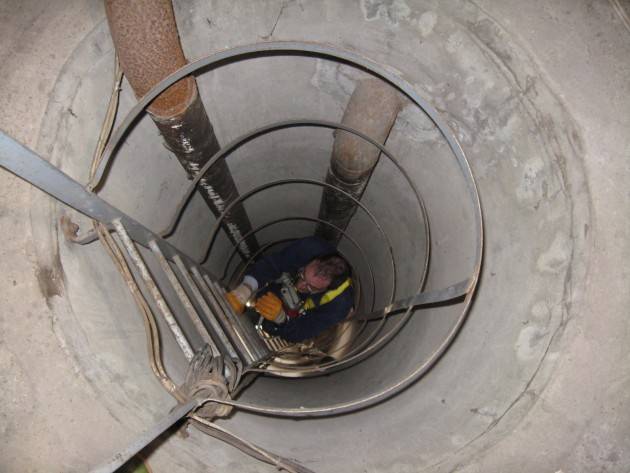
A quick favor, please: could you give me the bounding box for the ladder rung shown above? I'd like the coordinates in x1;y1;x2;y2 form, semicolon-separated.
171;255;240;363
192;269;260;366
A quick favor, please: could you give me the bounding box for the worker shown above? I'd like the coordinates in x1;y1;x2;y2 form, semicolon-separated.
226;236;353;343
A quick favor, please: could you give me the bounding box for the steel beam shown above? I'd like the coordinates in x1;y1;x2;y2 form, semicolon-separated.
0;131;208;275
89;399;199;473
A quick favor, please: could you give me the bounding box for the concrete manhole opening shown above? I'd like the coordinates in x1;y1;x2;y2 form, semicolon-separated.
90;42;482;403
2;1;600;471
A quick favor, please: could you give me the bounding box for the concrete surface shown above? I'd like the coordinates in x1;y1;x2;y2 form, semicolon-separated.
0;1;629;472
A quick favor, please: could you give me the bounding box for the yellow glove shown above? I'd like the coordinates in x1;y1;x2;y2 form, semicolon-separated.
226;292;244;314
254;292;285;322
226;283;253;315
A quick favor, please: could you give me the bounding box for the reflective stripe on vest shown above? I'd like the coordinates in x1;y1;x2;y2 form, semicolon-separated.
303;278;351;310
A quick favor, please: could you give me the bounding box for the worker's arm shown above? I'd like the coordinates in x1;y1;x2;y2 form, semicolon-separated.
227;237;334;314
262;291;353;343
225;282;254;314
247;236;334;288
227;236;333;314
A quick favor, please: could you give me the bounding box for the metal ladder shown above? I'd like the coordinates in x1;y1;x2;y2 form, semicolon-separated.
113;220;271;375
0;131;272;383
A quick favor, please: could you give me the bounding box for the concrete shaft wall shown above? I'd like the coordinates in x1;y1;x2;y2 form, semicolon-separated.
1;1;629;472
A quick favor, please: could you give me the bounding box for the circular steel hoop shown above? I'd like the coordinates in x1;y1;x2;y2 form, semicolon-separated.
206;176;422;379
221;217;377;370
203;177;398;312
92;42;483;417
169;119;430;375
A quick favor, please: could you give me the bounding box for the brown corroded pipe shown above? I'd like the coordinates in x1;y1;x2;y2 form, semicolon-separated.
105;0;258;257
316;78;404;244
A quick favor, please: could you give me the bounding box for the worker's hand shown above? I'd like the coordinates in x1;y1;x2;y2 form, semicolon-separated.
226;283;253;314
254;292;286;323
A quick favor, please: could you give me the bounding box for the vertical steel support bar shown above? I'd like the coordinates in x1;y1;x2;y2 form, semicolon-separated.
171;255;240;362
148;240;220;356
113;219;194;360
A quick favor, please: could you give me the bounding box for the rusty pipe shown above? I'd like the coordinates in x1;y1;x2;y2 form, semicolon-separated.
104;0;258;257
316;78;404;244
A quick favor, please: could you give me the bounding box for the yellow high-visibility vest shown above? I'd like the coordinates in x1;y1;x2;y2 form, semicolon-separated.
303;278;351;311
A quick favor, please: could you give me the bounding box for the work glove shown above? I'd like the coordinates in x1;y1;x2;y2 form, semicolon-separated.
254;292;286;324
226;283;253;314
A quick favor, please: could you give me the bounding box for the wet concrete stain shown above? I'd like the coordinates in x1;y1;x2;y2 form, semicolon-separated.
35;251;65;309
415;10;437;37
361;0;411;26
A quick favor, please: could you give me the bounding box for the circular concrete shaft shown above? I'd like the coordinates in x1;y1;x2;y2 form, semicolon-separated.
1;1;629;472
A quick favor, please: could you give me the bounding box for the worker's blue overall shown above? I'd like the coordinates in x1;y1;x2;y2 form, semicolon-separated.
246;236;353;343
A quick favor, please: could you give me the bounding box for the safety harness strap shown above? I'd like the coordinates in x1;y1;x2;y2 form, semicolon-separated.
304;278;351;310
